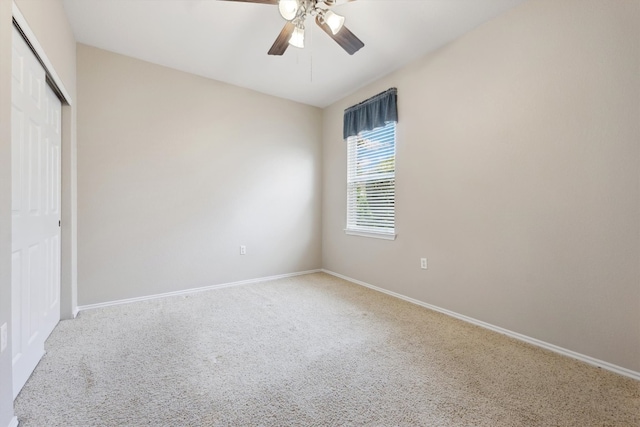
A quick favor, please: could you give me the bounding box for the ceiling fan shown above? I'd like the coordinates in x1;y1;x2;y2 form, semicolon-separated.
221;0;364;56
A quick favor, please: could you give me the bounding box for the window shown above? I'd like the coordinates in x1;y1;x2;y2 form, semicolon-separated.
346;121;396;239
343;88;398;239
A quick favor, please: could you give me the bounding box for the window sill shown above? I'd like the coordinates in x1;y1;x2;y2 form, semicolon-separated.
345;229;397;241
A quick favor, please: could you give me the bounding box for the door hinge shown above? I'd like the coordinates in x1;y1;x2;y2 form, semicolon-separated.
58;220;61;227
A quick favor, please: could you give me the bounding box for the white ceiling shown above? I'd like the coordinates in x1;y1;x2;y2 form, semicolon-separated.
62;0;526;108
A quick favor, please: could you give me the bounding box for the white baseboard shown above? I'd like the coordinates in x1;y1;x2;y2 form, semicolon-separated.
322;269;640;381
77;269;322;312
7;416;18;427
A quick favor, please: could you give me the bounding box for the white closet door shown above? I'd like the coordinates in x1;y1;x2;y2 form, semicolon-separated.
11;26;62;399
40;82;62;340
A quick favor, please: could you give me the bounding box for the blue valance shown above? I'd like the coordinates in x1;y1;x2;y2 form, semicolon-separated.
343;88;398;139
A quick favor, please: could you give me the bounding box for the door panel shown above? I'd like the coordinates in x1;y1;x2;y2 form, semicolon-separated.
11;26;62;398
10;251;21;361
27;120;42;214
26;244;41;345
41;83;61;339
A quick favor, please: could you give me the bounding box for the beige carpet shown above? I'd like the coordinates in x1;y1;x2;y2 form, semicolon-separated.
14;273;639;426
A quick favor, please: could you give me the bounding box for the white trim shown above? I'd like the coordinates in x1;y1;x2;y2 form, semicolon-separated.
77;269;322;312
322;269;640;381
345;229;397;240
11;1;73;105
7;416;18;427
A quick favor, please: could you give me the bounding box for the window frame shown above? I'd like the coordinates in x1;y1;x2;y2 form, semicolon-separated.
345;121;397;241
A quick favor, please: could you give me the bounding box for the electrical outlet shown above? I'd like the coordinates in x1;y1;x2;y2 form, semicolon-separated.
0;323;7;353
420;258;427;270
240;245;246;255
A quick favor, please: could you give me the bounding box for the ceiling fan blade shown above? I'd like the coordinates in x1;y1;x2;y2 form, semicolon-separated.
218;0;278;4
315;17;364;55
323;0;357;5
268;22;295;56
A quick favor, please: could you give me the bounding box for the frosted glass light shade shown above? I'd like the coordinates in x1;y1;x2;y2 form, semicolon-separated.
324;10;345;35
289;26;305;48
278;0;299;21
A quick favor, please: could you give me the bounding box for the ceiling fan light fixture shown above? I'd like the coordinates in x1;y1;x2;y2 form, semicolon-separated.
278;0;299;21
289;25;305;48
324;10;345;35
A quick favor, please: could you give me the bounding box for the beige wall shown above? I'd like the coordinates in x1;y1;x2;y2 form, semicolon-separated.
0;0;77;425
14;0;76;91
322;0;640;372
77;45;323;306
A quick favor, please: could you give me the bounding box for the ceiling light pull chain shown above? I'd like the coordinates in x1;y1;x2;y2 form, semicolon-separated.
309;24;313;84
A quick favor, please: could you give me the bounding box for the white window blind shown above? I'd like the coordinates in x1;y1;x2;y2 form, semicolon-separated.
346;121;396;238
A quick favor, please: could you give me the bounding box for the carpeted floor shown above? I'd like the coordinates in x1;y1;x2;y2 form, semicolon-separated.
14;273;640;426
